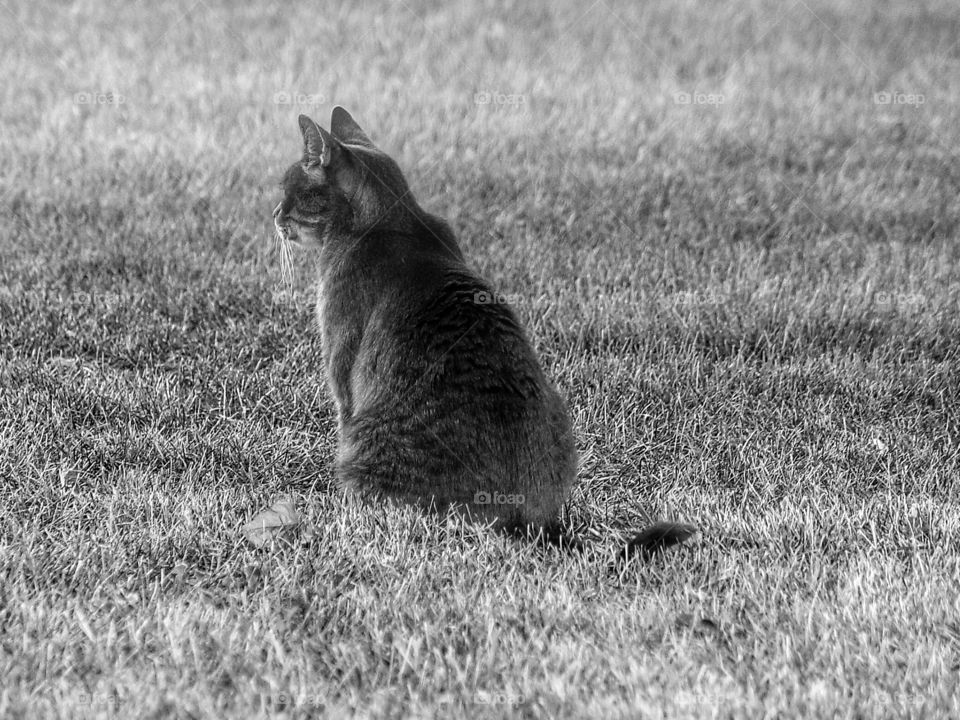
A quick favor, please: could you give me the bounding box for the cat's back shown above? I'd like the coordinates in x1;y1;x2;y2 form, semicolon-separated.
339;232;575;520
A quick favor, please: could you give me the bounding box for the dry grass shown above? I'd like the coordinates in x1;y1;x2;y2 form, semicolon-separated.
1;0;960;717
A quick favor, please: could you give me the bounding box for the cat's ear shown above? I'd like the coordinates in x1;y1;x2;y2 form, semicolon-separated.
299;114;337;167
330;106;374;148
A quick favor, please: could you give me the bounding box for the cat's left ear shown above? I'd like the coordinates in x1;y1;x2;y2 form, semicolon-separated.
299;114;337;167
330;106;375;148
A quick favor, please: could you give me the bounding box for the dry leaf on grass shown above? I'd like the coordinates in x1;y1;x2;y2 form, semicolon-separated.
242;499;301;547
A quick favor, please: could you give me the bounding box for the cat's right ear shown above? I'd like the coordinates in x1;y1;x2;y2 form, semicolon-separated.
299;114;337;168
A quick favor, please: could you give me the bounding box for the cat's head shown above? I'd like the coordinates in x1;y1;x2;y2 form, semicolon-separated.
274;107;415;244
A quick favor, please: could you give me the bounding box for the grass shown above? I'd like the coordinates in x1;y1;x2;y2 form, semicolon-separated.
2;0;960;717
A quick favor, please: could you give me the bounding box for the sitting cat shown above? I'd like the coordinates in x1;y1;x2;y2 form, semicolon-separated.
274;107;694;557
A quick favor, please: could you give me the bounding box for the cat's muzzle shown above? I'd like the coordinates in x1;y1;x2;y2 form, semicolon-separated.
273;202;296;241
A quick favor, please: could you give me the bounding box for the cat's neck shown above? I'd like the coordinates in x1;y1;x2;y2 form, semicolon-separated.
348;200;464;263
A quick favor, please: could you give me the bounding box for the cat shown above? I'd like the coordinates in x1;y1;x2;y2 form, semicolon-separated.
273;106;695;558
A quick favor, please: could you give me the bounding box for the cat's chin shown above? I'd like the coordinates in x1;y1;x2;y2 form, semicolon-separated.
292;225;323;245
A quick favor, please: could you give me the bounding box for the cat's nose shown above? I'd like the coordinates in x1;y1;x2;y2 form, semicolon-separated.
272;202;284;219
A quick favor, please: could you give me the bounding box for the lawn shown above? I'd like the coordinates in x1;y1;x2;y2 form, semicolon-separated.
1;0;959;717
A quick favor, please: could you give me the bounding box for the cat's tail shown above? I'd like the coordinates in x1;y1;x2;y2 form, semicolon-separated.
619;522;698;562
520;521;698;562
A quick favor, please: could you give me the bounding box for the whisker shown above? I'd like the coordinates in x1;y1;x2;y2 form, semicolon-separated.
273;226;300;290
